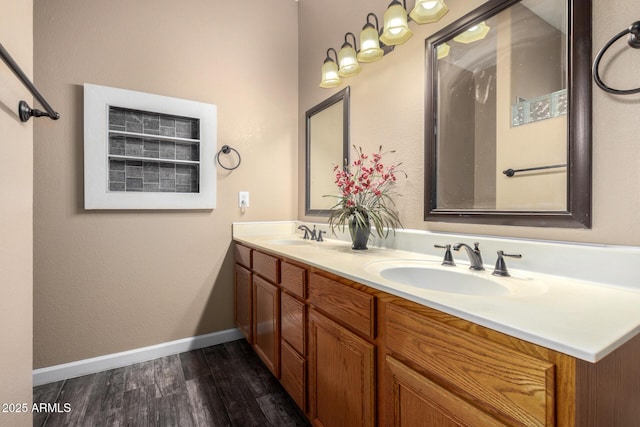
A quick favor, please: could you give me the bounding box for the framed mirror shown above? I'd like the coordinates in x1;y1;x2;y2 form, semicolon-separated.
305;87;350;216
425;0;591;228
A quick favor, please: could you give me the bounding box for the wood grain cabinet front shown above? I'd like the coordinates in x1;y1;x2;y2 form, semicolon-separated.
234;264;252;343
385;355;510;427
281;261;306;299
253;275;280;377
308;308;375;427
253;250;280;284
385;303;555;427
308;272;375;340
234;244;252;270
281;340;306;412
280;291;307;412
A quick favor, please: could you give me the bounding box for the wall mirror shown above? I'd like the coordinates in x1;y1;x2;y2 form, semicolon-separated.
305;87;350;216
425;0;591;228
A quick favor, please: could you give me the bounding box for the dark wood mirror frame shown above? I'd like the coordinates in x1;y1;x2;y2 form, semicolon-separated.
424;0;592;228
305;86;351;216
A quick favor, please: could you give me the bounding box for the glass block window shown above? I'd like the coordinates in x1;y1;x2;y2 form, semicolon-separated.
511;89;567;127
106;107;201;193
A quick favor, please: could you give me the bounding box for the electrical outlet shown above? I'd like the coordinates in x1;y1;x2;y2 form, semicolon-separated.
238;191;250;208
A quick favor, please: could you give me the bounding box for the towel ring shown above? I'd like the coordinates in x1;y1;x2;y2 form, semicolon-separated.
216;145;242;170
592;21;640;95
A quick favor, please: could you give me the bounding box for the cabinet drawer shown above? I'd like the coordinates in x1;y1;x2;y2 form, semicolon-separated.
280;340;306;412
385;303;555;427
281;292;305;355
281;262;306;299
308;273;375;339
234;243;252;269
253;250;280;284
385;355;508;426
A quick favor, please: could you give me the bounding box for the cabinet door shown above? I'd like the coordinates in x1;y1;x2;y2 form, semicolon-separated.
253;275;280;377
385;356;508;427
234;264;252;343
308;309;375;427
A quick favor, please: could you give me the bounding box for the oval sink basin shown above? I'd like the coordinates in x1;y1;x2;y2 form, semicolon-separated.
366;259;516;296
266;239;309;246
379;266;509;296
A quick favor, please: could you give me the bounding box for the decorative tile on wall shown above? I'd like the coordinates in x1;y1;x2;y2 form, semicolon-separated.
107;107;200;193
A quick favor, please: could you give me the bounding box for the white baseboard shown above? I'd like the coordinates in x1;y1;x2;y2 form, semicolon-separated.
33;328;243;387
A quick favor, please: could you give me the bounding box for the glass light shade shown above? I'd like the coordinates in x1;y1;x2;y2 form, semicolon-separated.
436;42;450;59
410;0;448;24
379;3;413;46
338;44;362;77
453;21;490;44
357;26;384;63
319;60;341;88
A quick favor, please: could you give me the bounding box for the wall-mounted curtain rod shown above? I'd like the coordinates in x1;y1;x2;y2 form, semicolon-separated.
0;41;60;122
503;164;567;177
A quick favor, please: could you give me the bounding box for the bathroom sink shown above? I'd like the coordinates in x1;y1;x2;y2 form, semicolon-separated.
367;261;511;296
266;238;310;246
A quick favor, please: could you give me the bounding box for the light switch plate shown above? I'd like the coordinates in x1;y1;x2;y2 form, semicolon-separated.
239;191;250;208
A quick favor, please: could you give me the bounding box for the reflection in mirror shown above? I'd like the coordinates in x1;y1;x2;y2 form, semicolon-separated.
305;87;350;215
425;0;591;227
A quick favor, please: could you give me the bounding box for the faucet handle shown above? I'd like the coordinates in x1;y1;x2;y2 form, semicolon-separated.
492;250;522;277
316;230;326;242
434;244;455;266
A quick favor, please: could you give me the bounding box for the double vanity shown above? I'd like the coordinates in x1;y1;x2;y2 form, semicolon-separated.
233;221;640;426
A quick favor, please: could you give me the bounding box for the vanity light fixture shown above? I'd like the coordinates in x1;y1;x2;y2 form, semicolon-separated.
410;0;449;24
436;42;450;59
338;33;362;77
319;48;341;88
453;21;490;43
379;0;413;46
357;13;386;63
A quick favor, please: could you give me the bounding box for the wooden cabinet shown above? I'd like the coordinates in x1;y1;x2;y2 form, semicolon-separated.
234;244;281;377
308;308;375;427
308;272;375;339
253;275;280;377
281;261;306;299
385;355;509;427
281;340;306;411
385;303;555;426
234;241;640;426
234;264;252;342
280;262;307;411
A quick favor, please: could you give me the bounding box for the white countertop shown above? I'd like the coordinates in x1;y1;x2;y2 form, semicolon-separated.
233;222;640;363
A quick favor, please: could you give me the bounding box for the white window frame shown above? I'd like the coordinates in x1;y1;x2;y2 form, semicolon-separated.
84;83;217;209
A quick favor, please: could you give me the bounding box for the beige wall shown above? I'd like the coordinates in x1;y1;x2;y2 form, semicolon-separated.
33;0;298;368
299;0;640;246
0;0;33;425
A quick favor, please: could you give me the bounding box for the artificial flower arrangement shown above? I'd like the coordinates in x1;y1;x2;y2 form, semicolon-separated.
325;145;404;249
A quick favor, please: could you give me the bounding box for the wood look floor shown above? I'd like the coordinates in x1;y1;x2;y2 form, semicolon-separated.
33;339;310;427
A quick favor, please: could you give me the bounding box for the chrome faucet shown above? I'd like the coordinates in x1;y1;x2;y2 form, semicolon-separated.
453;242;484;270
